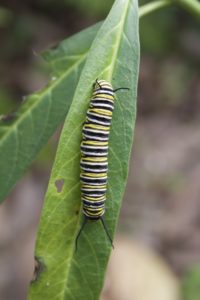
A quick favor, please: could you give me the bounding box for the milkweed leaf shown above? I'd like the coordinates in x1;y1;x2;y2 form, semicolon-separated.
28;0;140;299
0;23;100;203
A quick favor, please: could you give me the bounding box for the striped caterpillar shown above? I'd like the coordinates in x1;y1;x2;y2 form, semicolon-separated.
76;79;128;249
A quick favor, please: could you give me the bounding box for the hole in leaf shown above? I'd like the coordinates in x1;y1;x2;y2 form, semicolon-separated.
55;179;65;193
31;256;44;282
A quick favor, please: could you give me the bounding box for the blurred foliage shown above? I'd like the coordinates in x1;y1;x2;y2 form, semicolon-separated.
34;137;57;169
0;6;12;26
0;87;17;113
182;266;200;300
64;0;114;17
140;8;200;57
140;10;178;55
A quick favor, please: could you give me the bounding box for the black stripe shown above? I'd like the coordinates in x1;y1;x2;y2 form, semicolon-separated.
83;207;104;214
83;200;105;207
87;112;111;125
81;146;108;153
91;99;114;105
83;127;109;134
80;163;108;169
90;104;113;112
82;135;108;142
80;177;107;184
88;110;112;119
82;214;104;220
81;190;106;195
82;129;109;138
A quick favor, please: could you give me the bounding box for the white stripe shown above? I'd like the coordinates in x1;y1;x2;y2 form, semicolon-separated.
86;117;111;126
81;150;108;156
84;132;109;141
81;189;106;192
81;161;108;166
83;128;109;135
81;145;108;149
93;90;114;96
91;103;114;109
81;167;108;172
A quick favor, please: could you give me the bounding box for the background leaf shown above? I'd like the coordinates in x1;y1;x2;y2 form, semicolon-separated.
28;0;140;299
0;23;100;203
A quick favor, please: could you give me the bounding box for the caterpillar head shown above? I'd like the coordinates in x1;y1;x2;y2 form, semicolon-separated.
93;79;113;92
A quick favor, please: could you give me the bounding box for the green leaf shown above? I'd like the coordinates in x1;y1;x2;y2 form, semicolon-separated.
28;0;140;299
0;2;166;205
182;266;200;300
0;23;100;203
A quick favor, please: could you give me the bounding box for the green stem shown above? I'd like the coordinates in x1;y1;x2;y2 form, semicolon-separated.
139;0;171;18
139;0;200;21
173;0;200;20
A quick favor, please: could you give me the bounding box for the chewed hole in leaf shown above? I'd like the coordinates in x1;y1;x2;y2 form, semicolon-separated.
55;179;65;193
31;256;45;282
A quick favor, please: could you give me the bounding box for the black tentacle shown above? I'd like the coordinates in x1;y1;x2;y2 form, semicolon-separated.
75;216;88;252
100;216;114;249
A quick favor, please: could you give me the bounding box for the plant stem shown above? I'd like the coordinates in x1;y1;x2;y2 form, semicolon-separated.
139;0;200;21
139;0;171;18
173;0;200;20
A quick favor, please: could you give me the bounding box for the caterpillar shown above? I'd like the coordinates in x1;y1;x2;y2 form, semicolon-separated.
75;79;128;250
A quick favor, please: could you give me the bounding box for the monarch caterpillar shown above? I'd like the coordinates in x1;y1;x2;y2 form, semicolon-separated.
75;79;128;249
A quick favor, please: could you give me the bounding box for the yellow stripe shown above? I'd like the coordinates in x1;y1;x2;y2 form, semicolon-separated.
81;172;107;178
81;142;108;148
85;209;104;215
88;210;104;214
93;94;114;100
90;108;112;116
82;157;107;162
84;123;110;131
83;195;106;201
81;140;108;146
82;184;106;189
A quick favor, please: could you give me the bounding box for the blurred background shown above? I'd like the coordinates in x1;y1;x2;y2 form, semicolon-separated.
0;0;200;299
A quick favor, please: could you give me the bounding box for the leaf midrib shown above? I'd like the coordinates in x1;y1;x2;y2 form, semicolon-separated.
107;0;130;80
61;1;132;298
